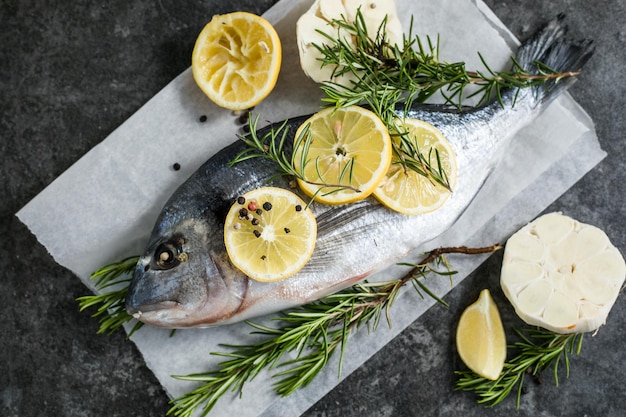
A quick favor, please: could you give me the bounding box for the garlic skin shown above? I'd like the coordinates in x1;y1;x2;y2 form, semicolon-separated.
501;212;626;334
296;0;403;85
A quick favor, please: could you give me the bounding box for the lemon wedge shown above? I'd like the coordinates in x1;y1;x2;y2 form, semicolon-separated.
373;118;457;215
292;106;392;205
191;12;282;111
224;187;317;282
501;212;626;334
456;289;507;380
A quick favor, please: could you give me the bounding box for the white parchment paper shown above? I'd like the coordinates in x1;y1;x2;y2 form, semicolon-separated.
17;0;605;416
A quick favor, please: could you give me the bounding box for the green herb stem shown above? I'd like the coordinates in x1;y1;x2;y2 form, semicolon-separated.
455;327;585;408
76;255;142;336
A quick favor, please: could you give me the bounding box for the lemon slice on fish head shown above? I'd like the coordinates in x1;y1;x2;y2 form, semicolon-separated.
373;118;457;215
224;187;317;282
456;289;507;380
292;106;392;205
191;12;282;111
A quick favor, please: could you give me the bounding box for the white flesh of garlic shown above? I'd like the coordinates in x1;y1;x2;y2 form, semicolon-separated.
296;0;403;85
501;212;625;334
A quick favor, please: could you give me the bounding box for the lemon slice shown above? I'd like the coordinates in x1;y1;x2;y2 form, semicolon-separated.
373;119;457;215
456;289;507;380
501;212;626;334
293;106;392;205
191;12;282;111
224;187;317;282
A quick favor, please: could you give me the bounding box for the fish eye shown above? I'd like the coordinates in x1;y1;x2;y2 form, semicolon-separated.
153;242;180;270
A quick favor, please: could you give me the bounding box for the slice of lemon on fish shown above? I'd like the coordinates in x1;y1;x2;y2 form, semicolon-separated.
373;118;457;215
191;12;282;111
292;106;392;205
224;187;317;282
456;289;507;381
501;212;626;334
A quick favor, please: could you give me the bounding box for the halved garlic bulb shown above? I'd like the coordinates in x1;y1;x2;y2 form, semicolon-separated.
296;0;403;85
501;212;625;334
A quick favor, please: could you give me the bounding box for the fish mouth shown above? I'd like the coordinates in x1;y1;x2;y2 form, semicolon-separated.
127;300;179;318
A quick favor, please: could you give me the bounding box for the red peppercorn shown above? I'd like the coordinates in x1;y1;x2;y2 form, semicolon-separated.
248;201;258;211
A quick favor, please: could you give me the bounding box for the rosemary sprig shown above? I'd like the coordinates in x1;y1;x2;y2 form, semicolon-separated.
76;255;143;336
229;117;299;182
392;124;452;191
316;11;578;110
455;327;584;408
168;244;500;417
313;10;579;190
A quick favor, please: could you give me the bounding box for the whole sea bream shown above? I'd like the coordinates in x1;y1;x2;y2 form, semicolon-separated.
126;16;593;328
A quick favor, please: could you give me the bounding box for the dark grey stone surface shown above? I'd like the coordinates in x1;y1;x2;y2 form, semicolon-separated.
1;1;624;416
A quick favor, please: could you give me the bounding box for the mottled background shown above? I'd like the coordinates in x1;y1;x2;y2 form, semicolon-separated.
1;0;624;416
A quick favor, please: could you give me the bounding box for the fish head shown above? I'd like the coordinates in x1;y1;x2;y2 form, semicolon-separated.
125;217;248;328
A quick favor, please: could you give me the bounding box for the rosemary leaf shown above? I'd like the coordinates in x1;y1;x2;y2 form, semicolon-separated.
455;328;584;408
76;255;142;336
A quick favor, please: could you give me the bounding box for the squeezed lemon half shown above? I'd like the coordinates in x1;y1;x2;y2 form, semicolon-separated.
373;118;457;215
292;106;392;205
224;187;317;282
191;12;282;110
456;289;507;380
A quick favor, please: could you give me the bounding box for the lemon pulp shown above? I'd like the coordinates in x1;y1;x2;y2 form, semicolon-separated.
374;118;457;215
292;106;392;205
192;12;282;111
456;289;507;380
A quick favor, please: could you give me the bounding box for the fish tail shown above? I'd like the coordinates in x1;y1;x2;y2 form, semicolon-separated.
514;14;594;104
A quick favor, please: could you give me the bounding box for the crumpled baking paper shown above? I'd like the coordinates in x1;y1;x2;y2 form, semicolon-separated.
17;0;605;416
